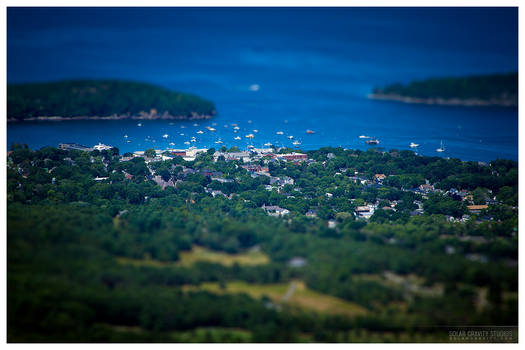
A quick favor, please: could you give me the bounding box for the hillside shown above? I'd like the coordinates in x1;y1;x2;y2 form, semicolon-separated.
370;73;518;107
7;80;217;121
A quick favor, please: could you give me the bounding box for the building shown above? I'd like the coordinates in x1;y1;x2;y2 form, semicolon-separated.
58;143;92;152
288;257;307;268
467;205;489;214
93;143;113;151
276;153;308;161
419;184;434;193
305;209;318;218
375;174;387;181
262;205;290;217
355;205;374;219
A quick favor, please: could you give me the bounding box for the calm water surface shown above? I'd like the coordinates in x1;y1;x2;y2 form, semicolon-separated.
7;8;518;162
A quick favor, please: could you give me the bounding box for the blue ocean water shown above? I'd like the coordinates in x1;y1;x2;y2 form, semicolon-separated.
7;7;518;162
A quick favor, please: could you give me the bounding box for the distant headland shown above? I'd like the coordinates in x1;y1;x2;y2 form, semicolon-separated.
7;80;217;122
369;72;517;107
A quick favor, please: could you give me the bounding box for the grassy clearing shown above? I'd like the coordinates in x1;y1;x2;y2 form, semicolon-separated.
116;245;270;268
183;280;368;317
353;272;444;298
178;245;269;267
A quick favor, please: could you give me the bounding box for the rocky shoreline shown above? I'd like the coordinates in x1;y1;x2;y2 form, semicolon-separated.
8;110;215;123
368;93;517;107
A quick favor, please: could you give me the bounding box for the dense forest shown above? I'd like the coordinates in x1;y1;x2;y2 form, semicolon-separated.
371;73;518;106
7;80;216;121
7;144;518;342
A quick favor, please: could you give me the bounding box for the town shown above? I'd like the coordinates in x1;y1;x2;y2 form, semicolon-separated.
55;142;506;227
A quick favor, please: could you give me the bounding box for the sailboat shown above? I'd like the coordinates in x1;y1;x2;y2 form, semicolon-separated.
436;140;445;152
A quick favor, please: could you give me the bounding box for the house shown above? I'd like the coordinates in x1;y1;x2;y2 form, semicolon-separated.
375;174;387;181
419;184;434;193
288;257;307;268
210;190;226;198
94;176;109;181
467;205;489;214
167;149;187;157
264;185;274;191
276;153;308;162
211;177;234;183
262;205;290;217
355;206;374;219
305;209;318;218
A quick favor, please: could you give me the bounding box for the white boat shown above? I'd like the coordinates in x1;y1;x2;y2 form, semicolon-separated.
137;123;142;127
288;135;294;139
293;141;301;146
162;134;169;138
206;126;216;131
184;141;190;145
233;126;240;130
234;136;242;140
193;123;199;126
409;142;419;148
191;139;196;142
276;131;284;135
197;130;204;134
180;133;185;136
264;142;272;146
233;130;238;133
124;135;128;138
126;140;131;143
169;142;175;146
436;140;445;152
215;140;223;144
253;129;259;133
245;134;255;139
359;135;370;139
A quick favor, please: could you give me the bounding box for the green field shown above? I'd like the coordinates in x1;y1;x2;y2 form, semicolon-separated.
182;280;368;317
117;245;270;268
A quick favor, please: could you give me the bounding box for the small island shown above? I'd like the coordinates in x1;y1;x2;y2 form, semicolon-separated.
7;80;217;122
370;73;517;107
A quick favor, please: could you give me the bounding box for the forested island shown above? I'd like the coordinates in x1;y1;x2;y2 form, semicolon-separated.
7;144;517;342
7;80;216;122
370;73;518;107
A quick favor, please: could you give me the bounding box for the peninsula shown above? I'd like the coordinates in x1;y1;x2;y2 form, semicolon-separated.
369;73;517;107
7;80;217;122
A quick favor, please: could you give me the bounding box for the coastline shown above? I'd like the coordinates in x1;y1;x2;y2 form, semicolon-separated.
7;111;215;123
368;93;517;107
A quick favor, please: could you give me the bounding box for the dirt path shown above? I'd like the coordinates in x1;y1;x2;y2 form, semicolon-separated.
282;281;297;302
